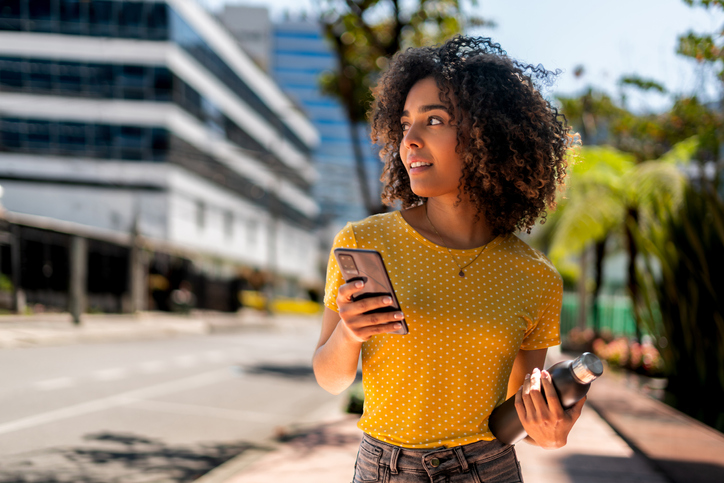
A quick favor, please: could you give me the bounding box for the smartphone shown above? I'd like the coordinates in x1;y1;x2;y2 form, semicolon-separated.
333;248;408;335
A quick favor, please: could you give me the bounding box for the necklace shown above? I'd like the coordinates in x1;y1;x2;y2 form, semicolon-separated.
425;204;488;278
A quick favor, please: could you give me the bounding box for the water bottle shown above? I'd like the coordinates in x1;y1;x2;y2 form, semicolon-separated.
488;352;603;445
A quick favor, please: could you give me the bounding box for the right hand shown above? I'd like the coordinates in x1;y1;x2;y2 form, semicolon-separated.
336;280;405;343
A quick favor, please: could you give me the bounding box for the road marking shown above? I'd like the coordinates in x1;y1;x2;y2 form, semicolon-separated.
34;377;75;391
127;399;280;423
0;369;231;436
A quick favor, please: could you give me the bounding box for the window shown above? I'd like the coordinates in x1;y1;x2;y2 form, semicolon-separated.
57;122;86;151
28;0;53;33
119;1;144;38
88;0;115;37
26;120;52;149
59;0;83;35
0;0;22;30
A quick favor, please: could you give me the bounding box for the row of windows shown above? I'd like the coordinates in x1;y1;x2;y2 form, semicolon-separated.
0;56;173;100
0;3;313;157
0;117;317;229
0;118;168;161
0;56;310;190
168;10;311;157
0;0;168;39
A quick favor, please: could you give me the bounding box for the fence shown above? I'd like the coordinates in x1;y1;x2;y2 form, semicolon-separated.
560;292;640;339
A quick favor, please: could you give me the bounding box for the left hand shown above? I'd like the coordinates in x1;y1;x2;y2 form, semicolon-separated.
514;367;586;449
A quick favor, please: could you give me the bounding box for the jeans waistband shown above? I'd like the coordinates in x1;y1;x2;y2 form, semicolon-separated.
360;434;512;477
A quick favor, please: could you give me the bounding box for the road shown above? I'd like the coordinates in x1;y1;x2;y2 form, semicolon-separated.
0;322;343;483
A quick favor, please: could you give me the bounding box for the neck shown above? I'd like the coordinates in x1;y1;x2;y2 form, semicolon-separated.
425;198;494;249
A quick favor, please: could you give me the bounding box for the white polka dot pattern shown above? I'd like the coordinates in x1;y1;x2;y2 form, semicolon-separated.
323;211;562;448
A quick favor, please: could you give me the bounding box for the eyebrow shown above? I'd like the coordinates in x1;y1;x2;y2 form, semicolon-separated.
401;104;450;117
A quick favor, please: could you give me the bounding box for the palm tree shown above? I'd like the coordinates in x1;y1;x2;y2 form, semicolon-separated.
545;138;697;337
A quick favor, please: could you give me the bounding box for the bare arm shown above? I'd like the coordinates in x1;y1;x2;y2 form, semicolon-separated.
312;280;405;395
507;348;586;449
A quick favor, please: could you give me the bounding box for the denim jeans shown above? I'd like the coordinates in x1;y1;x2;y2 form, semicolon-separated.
352;434;523;483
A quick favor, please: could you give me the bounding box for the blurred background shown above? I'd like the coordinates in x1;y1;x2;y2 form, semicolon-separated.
0;0;722;482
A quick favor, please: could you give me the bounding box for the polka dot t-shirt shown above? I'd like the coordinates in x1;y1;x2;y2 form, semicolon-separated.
324;211;562;449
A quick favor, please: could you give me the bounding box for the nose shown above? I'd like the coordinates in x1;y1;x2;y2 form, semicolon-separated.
402;123;422;150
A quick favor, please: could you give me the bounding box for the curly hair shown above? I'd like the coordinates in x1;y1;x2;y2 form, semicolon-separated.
370;36;572;236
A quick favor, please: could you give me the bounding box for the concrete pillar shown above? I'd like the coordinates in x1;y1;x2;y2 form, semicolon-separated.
69;235;87;325
129;243;148;313
10;225;25;314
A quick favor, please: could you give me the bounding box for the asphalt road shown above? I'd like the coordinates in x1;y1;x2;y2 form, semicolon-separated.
0;323;344;483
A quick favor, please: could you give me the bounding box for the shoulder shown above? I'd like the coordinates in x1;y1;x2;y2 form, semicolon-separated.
499;235;562;284
331;212;401;248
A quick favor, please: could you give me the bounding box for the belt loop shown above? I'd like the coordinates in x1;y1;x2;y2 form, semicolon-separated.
389;446;400;474
453;446;468;471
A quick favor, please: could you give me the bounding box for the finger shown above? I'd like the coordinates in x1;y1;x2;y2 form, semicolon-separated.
540;370;564;417
337;280;366;304
528;368;549;417
521;373;537;419
514;385;527;419
566;396;587;422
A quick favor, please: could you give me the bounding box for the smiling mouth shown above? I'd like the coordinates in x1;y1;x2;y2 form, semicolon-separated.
410;161;432;169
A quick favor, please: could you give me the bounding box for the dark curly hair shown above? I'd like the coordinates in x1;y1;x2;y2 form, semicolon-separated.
370;36;572;236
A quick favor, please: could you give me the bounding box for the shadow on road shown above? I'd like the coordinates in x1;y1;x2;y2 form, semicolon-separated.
0;431;260;483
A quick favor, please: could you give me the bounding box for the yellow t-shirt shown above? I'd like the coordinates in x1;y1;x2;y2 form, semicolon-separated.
324;211;562;448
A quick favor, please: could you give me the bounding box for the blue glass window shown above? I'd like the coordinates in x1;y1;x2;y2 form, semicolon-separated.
28;59;52;90
0;0;22;30
0;57;22;87
59;0;83;35
119;1;144;38
57;61;82;93
26;120;52;149
28;0;53;33
58;121;86;151
88;0;115;37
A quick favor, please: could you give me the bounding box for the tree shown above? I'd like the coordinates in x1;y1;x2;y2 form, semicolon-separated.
317;0;489;214
545;139;697;337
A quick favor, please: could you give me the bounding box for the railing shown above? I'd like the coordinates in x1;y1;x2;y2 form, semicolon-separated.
561;292;639;339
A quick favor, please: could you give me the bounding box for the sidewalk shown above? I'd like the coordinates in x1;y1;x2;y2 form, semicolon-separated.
0;309;316;348
2;314;722;482
200;370;724;483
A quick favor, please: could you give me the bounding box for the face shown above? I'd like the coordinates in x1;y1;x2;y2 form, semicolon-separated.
399;77;464;200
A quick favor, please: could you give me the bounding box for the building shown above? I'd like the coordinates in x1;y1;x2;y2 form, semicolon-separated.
0;0;321;313
219;6;382;233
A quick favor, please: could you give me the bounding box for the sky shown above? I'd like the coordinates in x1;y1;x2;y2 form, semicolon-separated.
206;0;723;113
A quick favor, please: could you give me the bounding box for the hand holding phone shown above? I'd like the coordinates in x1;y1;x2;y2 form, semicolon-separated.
334;248;408;336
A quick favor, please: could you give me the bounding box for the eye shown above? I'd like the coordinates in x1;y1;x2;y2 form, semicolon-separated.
429;117;443;126
400;122;410;132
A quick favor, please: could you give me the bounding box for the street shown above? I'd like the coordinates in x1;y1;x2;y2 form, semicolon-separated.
0;322;342;482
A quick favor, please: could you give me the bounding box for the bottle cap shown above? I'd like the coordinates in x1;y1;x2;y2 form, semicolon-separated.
571;352;603;384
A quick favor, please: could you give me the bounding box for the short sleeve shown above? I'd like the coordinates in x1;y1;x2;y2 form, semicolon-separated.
323;223;358;312
520;270;563;350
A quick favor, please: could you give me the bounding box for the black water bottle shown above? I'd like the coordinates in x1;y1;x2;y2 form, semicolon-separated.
488;352;604;445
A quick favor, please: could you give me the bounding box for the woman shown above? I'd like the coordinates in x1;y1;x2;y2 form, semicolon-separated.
313;36;582;482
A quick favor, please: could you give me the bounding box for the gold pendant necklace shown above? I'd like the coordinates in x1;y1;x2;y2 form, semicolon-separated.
425;204;488;278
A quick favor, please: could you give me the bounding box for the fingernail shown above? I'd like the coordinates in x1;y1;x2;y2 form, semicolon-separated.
394;312;404;319
525;374;531;380
355;281;364;288
383;297;392;304
394;323;402;329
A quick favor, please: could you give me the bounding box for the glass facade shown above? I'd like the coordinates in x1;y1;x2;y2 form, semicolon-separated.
272;22;381;226
0;117;316;229
0;117;168;161
0;1;310;157
0;0;168;39
0;55;310;190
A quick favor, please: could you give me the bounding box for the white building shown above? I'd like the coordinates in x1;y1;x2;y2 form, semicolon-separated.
0;0;322;303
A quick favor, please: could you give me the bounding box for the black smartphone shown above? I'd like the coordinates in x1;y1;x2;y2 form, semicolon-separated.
333;248;408;335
